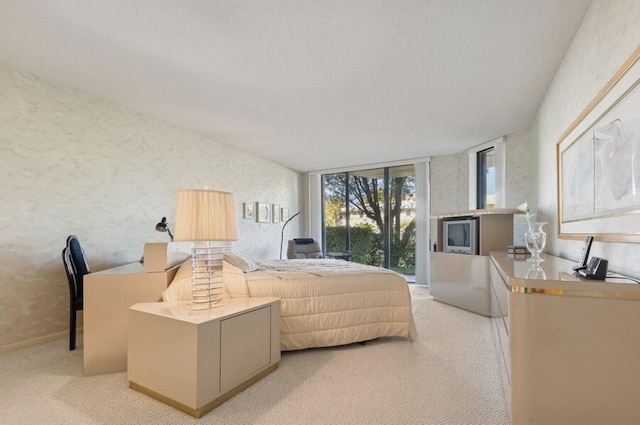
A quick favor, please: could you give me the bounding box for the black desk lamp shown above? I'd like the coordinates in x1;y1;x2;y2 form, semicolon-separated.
280;212;301;259
155;217;174;241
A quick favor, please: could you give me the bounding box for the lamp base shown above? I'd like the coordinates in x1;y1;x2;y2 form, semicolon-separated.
190;244;224;309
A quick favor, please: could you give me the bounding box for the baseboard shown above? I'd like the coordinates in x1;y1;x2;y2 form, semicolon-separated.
0;328;82;353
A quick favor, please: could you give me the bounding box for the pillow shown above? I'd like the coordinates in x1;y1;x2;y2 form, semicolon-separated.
223;253;260;272
163;257;242;302
161;259;192;301
222;260;251;298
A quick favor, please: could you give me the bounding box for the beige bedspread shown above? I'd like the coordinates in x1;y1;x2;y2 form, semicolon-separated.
224;259;417;351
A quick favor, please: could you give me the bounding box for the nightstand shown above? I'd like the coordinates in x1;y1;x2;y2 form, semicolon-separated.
127;297;281;418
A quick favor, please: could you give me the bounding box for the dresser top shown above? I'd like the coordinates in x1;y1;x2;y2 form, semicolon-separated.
490;251;640;300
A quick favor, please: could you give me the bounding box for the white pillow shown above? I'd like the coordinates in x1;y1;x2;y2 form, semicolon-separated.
162;259;192;301
223;253;260;272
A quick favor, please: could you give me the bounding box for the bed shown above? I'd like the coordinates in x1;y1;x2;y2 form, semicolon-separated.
163;254;417;351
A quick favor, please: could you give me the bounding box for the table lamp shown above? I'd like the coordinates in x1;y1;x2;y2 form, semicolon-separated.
155;217;174;241
173;189;238;308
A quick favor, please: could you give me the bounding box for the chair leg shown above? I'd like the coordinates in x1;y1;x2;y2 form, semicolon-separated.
69;307;76;351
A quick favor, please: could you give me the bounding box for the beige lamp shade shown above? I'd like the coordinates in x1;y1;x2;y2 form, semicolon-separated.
173;189;239;242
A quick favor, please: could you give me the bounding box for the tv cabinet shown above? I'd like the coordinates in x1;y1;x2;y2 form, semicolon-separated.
430;209;519;316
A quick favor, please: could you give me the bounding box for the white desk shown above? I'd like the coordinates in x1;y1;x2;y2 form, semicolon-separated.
83;261;182;376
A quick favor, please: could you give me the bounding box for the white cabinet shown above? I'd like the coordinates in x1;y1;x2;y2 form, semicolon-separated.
430;252;491;315
128;298;281;418
430;209;519;316
220;306;272;393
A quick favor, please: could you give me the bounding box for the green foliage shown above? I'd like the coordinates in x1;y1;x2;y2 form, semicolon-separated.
326;225;381;266
323;170;416;273
325;221;415;270
391;219;416;269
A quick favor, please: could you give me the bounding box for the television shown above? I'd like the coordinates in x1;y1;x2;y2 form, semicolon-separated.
442;218;478;255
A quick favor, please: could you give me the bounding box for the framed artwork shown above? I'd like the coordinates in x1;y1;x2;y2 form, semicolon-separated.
557;46;640;242
281;207;290;221
243;202;255;220
256;202;271;223
272;204;281;223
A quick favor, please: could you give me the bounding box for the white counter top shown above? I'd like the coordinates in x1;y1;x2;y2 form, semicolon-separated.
490;251;640;300
130;297;281;324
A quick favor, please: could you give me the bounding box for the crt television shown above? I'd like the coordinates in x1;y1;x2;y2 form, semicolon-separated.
442;218;478;255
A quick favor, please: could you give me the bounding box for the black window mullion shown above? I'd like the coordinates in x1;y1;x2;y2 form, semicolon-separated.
477;148;491;209
383;167;390;269
345;172;351;254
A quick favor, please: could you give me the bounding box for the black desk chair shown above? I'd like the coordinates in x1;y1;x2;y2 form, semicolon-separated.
62;235;90;351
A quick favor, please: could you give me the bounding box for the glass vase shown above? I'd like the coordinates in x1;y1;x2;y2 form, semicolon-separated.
526;262;547;280
525;222;547;262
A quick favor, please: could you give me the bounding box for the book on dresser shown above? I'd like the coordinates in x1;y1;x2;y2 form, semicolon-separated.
507;245;530;259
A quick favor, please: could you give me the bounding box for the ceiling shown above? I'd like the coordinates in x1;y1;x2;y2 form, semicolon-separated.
0;0;592;172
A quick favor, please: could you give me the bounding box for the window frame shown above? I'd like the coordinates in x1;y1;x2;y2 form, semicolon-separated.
476;147;494;209
468;137;505;210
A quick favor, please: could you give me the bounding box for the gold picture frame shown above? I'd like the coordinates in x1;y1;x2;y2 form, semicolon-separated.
557;46;640;242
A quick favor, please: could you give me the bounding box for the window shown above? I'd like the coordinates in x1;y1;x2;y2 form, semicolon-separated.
468;137;504;210
321;165;416;277
476;147;495;209
309;159;430;286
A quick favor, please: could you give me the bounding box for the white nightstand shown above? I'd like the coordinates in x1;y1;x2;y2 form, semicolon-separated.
127;297;281;418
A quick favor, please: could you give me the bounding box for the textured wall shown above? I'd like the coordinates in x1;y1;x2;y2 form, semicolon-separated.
504;131;533;245
533;0;640;277
429;153;469;217
0;65;301;349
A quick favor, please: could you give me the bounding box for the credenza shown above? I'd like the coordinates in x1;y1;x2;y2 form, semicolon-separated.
489;252;640;424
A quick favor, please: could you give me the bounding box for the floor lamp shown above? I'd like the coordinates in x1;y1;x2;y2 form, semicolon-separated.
173;189;238;308
280;212;300;259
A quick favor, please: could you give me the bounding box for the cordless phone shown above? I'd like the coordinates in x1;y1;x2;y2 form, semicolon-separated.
572;236;593;271
577;256;608;280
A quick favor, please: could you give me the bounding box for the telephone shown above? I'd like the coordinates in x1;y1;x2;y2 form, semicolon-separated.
572;235;594;271
577;257;608;280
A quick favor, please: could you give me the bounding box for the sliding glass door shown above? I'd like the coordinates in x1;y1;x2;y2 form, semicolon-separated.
322;165;415;280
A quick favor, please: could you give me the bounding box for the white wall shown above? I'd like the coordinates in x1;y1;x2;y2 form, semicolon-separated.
504;131;534;245
429;153;469;217
430;130;532;245
0;64;301;349
533;0;640;277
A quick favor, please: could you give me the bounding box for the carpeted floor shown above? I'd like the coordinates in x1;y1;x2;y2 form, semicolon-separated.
0;286;510;424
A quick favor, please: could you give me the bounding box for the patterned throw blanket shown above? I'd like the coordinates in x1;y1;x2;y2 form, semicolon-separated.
248;258;400;277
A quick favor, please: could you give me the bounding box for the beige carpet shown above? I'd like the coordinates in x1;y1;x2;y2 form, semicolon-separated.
0;286;510;424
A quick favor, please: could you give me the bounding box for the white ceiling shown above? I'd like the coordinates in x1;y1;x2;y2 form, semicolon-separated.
0;0;592;172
